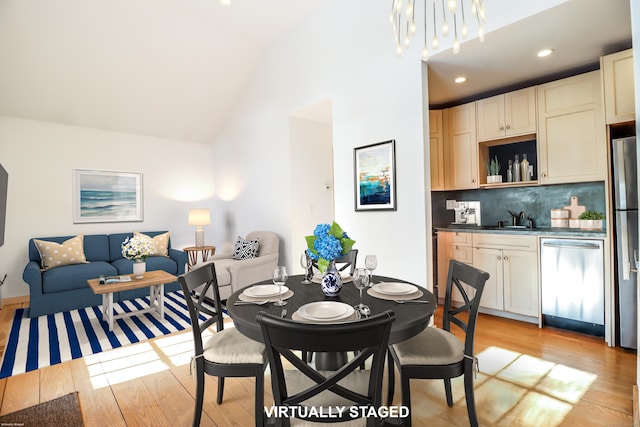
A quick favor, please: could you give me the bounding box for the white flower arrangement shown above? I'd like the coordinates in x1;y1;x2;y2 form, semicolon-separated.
121;235;156;261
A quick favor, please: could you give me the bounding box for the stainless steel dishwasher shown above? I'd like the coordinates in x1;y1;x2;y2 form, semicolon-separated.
540;238;605;336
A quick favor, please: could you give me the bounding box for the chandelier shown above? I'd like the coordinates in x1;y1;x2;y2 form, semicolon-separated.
390;0;486;60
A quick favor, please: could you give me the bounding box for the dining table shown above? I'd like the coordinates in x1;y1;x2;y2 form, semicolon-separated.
226;274;436;370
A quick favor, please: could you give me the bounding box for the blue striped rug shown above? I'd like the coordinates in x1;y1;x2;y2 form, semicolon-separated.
0;290;208;378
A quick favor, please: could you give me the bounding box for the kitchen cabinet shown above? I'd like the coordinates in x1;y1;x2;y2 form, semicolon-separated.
444;102;478;190
476;87;537;141
601;48;635;124
437;231;473;304
537;71;607;184
429;110;445;190
472;233;539;319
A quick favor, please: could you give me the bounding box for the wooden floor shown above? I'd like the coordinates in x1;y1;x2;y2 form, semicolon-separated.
0;301;635;427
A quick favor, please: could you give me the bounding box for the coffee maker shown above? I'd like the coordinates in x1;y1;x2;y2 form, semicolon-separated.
452;201;481;226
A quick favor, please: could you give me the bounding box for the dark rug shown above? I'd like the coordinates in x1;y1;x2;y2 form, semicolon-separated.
0;392;83;426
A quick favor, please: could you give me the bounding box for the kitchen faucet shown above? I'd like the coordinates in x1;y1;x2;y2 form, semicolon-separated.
506;210;534;228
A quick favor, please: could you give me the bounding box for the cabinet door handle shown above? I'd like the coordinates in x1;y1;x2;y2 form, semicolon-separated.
499;126;504;130
506;124;511;129
497;256;502;261
503;256;509;261
541;172;547;178
472;178;476;183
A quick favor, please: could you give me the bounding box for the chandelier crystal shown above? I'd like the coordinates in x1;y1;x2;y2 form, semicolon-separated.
390;0;486;61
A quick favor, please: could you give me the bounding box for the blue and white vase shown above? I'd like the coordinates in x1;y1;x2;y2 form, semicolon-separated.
321;261;343;297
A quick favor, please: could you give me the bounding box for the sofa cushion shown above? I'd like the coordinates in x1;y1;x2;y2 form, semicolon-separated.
134;231;169;257
42;261;117;293
29;234;111;263
232;236;260;260
33;235;89;271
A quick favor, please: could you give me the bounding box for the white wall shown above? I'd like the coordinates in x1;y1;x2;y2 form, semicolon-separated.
0;116;215;299
210;0;430;286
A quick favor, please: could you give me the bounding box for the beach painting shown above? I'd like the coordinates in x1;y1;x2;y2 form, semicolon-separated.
73;170;143;223
354;140;397;211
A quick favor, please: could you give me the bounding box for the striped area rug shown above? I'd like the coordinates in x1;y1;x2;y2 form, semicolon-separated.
0;290;207;378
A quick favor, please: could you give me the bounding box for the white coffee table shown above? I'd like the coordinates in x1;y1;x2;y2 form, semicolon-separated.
87;270;177;331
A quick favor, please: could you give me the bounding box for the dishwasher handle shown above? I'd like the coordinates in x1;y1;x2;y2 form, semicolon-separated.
542;241;602;250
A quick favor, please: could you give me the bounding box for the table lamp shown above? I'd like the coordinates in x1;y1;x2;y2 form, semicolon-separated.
188;208;210;247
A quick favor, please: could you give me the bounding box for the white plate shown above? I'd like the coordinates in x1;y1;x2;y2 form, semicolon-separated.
372;282;417;295
243;284;289;298
298;302;354;321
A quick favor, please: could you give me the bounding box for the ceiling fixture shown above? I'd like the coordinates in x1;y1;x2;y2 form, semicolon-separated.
454;76;467;83
219;0;231;5
537;48;555;58
390;0;486;61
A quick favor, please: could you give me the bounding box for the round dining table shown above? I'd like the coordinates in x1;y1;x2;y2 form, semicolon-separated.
226;274;436;369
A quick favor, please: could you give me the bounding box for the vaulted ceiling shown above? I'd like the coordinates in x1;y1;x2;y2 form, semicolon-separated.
0;0;633;144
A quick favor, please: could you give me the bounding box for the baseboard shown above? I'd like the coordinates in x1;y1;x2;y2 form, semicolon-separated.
1;295;29;308
634;385;639;427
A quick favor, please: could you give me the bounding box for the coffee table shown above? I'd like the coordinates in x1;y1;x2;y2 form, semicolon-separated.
87;270;177;331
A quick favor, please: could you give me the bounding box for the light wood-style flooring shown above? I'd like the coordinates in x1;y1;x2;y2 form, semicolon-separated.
0;300;635;426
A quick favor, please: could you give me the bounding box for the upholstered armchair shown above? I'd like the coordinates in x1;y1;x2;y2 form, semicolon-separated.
201;230;280;300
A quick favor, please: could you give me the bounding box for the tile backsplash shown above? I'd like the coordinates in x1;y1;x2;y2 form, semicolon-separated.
431;181;606;228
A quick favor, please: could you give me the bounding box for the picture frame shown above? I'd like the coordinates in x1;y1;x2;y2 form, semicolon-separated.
354;140;397;211
73;169;143;223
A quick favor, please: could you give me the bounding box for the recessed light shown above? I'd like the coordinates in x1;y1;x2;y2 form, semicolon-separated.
454;76;467;84
537;48;554;58
219;0;231;5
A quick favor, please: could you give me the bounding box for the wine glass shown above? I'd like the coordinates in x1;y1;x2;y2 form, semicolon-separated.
365;255;377;284
272;266;288;307
300;252;312;284
353;268;370;313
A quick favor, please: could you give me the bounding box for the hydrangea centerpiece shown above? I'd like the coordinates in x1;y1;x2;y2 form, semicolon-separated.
121;235;156;262
305;221;355;273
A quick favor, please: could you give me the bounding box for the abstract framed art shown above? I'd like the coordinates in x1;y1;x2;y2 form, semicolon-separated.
354;140;397;211
73;169;143;223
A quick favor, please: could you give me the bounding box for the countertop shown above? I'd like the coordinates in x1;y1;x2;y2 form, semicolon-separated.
433;225;607;238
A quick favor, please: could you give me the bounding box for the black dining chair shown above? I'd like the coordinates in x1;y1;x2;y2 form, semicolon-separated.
257;310;395;427
310;249;359;277
178;263;267;427
386;260;490;427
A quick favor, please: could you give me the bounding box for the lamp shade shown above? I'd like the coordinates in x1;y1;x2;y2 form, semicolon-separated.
188;209;211;226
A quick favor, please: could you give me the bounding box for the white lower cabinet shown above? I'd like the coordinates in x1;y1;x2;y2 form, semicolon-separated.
471;234;540;320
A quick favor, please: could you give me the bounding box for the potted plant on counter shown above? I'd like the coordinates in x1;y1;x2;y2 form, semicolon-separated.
578;211;605;230
485;156;502;184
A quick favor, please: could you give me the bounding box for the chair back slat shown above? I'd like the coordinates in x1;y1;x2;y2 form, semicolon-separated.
178;264;225;354
442;260;490;356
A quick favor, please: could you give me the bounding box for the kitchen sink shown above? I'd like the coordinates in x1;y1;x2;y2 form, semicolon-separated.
483;225;532;231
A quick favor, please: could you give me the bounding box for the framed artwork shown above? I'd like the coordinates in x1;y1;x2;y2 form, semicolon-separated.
73;169;143;223
354;140;397;211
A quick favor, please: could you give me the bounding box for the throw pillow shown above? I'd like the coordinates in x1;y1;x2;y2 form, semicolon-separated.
134;231;169;257
33;235;88;271
232;236;260;260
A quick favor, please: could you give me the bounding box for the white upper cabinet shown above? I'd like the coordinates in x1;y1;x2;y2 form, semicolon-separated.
444;102;478;190
476;87;537;142
429;110;445;191
601;48;635;124
537;71;607;184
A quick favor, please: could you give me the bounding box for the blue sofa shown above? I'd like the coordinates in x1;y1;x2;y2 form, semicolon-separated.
23;231;187;317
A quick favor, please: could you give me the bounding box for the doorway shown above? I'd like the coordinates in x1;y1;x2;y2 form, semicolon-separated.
289;99;334;269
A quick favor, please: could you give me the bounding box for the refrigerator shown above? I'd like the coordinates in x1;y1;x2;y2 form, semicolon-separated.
612;136;639;349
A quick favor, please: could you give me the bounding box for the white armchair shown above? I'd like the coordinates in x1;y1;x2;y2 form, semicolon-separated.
201;231;280;300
